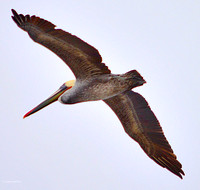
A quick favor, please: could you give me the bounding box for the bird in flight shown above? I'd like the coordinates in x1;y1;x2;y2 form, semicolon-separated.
11;9;184;179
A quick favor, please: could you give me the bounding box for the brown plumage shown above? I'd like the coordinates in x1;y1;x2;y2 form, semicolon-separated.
104;91;184;178
11;9;184;179
11;9;110;79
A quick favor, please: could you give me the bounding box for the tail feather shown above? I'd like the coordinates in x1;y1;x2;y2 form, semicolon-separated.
123;70;146;87
124;70;145;81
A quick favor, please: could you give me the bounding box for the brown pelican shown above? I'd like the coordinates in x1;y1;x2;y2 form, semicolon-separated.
11;9;184;179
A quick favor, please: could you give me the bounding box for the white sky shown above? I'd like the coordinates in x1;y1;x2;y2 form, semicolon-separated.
1;0;200;189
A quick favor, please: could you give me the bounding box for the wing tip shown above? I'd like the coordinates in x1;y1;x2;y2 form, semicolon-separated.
152;155;185;179
11;9;17;16
11;9;56;32
11;9;21;27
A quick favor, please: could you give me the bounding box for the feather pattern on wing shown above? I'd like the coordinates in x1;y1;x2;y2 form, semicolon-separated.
104;91;185;178
11;9;110;79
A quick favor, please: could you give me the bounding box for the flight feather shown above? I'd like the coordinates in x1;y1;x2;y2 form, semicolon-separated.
11;9;110;79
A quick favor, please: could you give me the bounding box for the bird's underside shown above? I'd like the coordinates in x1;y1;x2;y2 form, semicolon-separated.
11;9;184;179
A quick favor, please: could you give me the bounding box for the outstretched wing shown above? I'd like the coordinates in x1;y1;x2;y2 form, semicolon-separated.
104;91;184;179
11;9;110;79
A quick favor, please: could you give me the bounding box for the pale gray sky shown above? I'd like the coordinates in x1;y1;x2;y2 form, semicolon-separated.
1;0;200;189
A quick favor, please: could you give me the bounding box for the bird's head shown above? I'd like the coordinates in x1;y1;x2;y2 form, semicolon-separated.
23;80;75;118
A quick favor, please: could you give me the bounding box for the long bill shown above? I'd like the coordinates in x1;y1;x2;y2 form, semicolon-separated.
23;84;70;119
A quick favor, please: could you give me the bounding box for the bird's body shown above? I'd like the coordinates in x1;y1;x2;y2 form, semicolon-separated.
60;71;145;104
11;9;184;179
